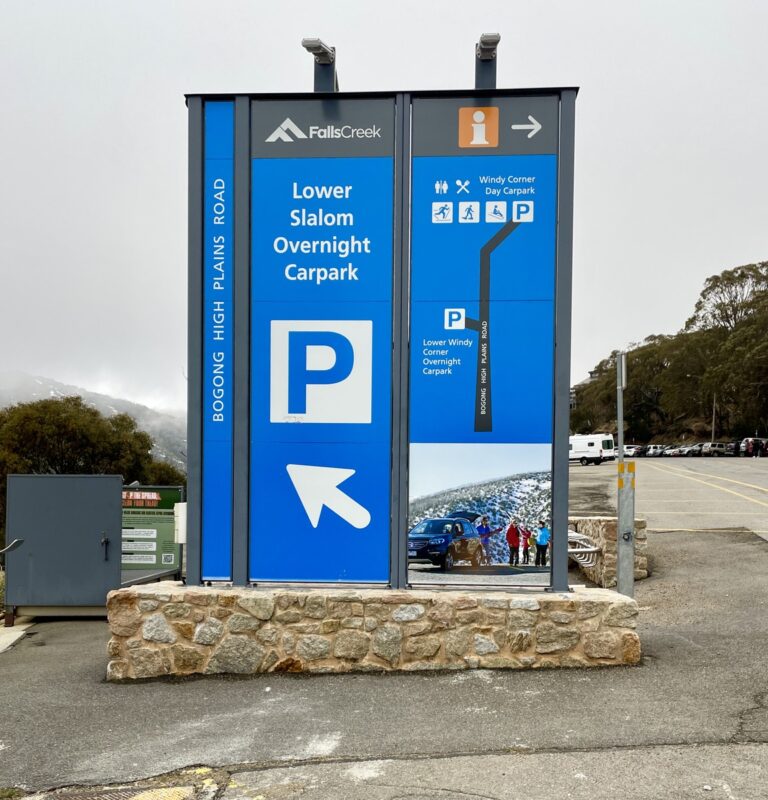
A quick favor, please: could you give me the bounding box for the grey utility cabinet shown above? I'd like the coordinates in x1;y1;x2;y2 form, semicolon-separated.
4;475;122;620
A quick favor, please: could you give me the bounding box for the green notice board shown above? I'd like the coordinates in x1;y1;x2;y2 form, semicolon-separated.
121;485;184;570
122;508;181;571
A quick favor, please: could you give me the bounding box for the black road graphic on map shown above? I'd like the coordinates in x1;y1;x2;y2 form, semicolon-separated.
465;217;521;432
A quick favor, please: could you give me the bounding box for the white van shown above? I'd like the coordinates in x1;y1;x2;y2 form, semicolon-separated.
569;434;616;466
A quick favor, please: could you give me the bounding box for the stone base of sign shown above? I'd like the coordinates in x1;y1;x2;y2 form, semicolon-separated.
569;517;649;588
106;582;641;680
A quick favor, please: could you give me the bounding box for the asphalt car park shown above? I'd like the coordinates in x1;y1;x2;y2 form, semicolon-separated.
571;456;768;534
636;458;768;533
3;456;768;794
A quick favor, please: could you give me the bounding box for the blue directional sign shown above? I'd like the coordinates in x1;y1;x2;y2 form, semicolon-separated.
248;99;395;582
409;97;560;449
189;90;575;589
201;101;234;581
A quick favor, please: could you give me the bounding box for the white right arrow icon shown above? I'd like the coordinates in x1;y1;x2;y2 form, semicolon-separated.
286;464;371;529
511;115;542;139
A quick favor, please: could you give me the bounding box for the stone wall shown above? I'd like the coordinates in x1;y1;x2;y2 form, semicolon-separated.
569;516;649;588
106;583;641;680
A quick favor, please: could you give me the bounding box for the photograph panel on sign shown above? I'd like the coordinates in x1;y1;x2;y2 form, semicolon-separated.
407;443;552;587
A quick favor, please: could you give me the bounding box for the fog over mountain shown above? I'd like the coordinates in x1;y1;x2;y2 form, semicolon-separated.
0;371;186;470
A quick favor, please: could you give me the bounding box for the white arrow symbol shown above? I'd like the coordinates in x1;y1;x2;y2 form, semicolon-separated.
511;115;542;139
286;464;371;529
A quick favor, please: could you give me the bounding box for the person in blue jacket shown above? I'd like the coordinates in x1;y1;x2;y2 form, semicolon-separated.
535;520;551;567
476;516;502;564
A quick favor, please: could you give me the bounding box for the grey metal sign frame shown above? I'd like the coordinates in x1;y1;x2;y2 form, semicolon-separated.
186;88;577;592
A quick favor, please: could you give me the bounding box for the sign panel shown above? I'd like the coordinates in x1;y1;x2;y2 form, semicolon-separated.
121;528;158;539
122;540;158;552
122;508;179;570
189;89;574;588
122;553;156;565
202;101;234;580
248;98;396;582
408;96;560;572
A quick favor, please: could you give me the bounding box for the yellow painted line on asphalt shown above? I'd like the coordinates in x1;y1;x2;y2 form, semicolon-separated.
660;461;768;490
641;511;763;515
641;499;747;504
654;461;768;494
639;488;701;492
643;504;763;514
646;463;768;509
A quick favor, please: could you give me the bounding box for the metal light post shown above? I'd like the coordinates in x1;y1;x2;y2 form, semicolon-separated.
616;352;635;597
617;352;626;468
475;33;501;89
302;38;339;92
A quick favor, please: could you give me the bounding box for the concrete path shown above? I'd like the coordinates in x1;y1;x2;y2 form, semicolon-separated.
0;616;35;654
223;745;768;799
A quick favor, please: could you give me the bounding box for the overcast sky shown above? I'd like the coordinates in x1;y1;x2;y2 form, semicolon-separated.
1;1;766;412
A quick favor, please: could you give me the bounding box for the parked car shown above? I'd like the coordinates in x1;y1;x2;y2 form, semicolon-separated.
623;444;642;457
682;443;704;457
725;442;740;457
740;438;766;456
633;445;648;457
702;442;727;457
646;444;666;457
662;444;682;456
407;517;484;571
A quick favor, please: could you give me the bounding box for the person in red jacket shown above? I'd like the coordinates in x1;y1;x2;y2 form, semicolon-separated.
506;519;521;566
521;527;533;565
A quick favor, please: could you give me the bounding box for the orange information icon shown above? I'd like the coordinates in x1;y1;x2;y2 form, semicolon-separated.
458;106;499;148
